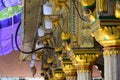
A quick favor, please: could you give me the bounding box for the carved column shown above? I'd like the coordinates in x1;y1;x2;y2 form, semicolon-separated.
103;48;120;80
77;69;92;80
70;49;99;80
62;58;77;80
92;25;120;80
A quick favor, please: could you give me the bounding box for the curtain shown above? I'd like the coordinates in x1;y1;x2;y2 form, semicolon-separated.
0;13;21;56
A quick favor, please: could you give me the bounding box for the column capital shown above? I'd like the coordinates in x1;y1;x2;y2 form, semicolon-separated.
62;57;77;76
103;47;120;56
70;49;100;69
92;23;120;47
77;69;91;73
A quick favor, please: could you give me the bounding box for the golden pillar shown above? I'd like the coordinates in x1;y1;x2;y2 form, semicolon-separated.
92;25;120;80
62;58;77;80
70;49;99;80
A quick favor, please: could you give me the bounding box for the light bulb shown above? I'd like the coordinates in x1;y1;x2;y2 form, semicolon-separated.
43;1;52;15
44;19;52;29
38;27;45;37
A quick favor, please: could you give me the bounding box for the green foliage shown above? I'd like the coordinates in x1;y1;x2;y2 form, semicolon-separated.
0;6;22;20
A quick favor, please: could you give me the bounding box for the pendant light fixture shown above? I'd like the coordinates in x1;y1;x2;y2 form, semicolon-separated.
38;27;45;37
43;0;52;15
44;19;52;29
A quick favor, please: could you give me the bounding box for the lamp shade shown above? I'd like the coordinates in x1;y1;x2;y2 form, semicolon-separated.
38;27;45;37
45;19;52;29
43;1;52;15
